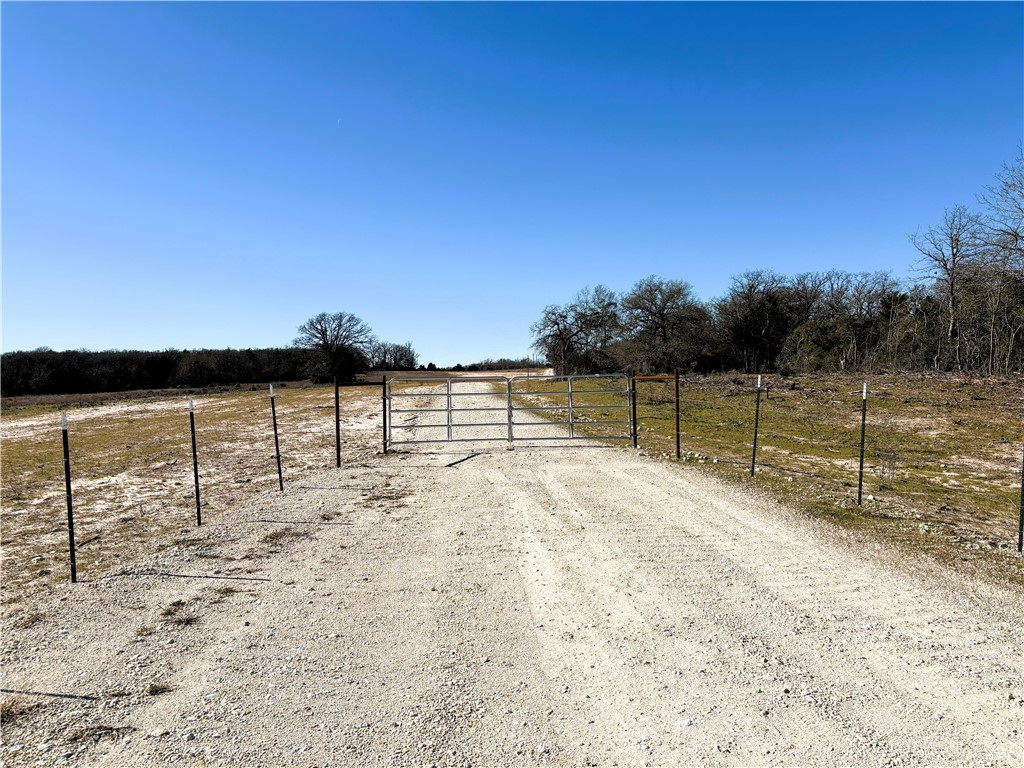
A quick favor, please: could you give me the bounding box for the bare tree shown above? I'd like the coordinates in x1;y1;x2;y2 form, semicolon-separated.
530;286;622;374
368;341;418;370
531;305;586;375
911;205;986;370
620;276;709;372
294;311;375;380
979;152;1024;260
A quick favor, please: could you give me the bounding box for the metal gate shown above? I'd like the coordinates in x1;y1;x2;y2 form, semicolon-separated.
384;374;633;449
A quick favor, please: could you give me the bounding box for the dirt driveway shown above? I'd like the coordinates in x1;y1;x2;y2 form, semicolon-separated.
2;383;1021;767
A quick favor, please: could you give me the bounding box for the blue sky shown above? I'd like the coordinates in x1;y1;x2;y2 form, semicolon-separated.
3;2;1021;366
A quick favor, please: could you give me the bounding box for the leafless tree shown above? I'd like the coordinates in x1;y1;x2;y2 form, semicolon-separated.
979;151;1024;261
620;276;708;372
294;311;375;380
368;341;418;370
911;205;986;369
530;286;621;374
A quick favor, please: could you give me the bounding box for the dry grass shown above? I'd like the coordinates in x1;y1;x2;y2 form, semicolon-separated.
259;526;312;547
0;383;380;598
516;372;1024;582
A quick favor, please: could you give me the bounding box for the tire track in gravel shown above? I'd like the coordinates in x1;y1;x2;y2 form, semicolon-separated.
508;461;869;766
566;459;1021;766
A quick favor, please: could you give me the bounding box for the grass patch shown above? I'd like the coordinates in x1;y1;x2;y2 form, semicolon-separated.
160;600;188;617
259;526;312;546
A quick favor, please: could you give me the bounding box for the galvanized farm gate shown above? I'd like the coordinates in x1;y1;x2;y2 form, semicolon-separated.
383;374;633;450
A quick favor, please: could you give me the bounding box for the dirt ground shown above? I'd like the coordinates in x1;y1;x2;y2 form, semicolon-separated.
1;382;1021;767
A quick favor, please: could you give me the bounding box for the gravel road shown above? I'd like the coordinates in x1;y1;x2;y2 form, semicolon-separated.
2;382;1021;767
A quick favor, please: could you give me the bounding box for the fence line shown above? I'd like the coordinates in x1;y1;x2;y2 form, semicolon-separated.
17;375;1024;584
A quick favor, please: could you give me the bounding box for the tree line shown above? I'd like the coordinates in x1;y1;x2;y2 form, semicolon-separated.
533;155;1024;376
0;347;316;396
2;312;420;397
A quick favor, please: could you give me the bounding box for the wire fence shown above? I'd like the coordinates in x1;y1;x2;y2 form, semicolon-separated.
628;373;1024;553
2;373;1021;591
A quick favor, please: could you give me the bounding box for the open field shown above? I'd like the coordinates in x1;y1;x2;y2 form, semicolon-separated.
1;383;383;600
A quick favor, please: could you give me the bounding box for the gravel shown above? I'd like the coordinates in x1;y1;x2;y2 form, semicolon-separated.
2;381;1021;767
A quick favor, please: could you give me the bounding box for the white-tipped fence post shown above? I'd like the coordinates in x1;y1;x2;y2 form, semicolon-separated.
857;383;868;506
189;398;202;525
270;385;284;492
1017;444;1023;554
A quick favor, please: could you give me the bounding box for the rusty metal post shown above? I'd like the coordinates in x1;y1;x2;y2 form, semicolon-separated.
270;385;284;492
189;398;202;525
334;377;341;469
674;369;681;460
61;411;77;583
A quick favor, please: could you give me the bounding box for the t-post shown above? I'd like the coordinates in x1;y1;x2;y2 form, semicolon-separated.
857;383;868;506
750;375;762;476
674;369;681;460
61;411;77;583
1017;444;1023;554
382;376;388;455
270;384;284;492
189;398;202;525
334;376;341;469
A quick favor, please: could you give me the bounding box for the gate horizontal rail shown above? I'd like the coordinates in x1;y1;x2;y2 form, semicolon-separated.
385;373;633;448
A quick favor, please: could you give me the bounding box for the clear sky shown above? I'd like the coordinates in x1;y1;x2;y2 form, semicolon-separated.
3;2;1021;367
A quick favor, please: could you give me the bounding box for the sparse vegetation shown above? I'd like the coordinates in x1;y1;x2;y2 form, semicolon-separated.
160;600;188;618
259;527;312;547
515;371;1024;576
0;383;378;597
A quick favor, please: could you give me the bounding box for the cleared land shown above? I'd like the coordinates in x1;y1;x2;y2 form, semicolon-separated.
1;383;383;599
0;380;1021;767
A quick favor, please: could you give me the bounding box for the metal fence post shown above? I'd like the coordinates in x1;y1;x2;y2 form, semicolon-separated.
630;374;638;449
567;376;575;439
1017;444;1023;554
189;398;202;526
270;385;284;492
506;378;514;448
751;375;762;476
382;376;388;454
857;382;868;506
334;377;341;469
61;411;77;583
674;369;681;460
447;378;453;442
